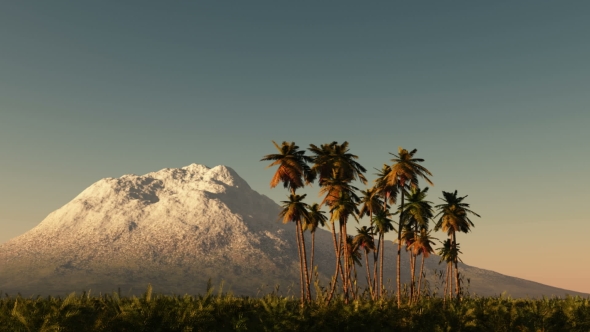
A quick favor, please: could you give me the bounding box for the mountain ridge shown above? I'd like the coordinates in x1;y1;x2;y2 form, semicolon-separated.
1;164;586;298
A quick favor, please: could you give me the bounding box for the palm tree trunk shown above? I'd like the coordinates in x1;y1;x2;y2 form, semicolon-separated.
326;222;342;304
298;220;312;301
453;231;460;300
295;219;305;305
341;221;350;300
411;223;418;302
397;193;405;307
443;263;448;301
364;249;372;298
409;251;416;305
309;231;315;284
352;262;358;299
417;254;425;302
372;233;379;299
380;234;385;298
449;262;454;299
369;210;378;299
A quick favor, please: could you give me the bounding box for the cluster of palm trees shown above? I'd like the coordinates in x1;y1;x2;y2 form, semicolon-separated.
261;141;479;306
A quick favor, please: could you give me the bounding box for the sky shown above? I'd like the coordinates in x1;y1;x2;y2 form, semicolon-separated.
1;1;589;293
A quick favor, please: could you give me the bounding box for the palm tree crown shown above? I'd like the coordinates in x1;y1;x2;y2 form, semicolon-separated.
353;226;376;252
304;203;328;233
279;194;310;225
434;190;481;235
309;141;367;186
261;141;315;193
386;147;433;190
402;187;434;231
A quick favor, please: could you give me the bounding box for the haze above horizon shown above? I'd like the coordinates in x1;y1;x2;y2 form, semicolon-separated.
1;1;589;293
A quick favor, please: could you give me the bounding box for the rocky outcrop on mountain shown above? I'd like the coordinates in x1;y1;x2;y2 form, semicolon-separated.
0;164;586;298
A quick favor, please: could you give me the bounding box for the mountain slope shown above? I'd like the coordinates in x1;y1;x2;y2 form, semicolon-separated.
0;164;585;298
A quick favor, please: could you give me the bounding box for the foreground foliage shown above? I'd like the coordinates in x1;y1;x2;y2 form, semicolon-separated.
2;286;590;331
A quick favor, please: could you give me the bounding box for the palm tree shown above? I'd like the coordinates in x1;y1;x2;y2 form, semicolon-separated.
279;193;312;304
357;187;383;296
386;147;433;307
309;142;366;303
434;190;480;299
372;208;394;298
401;224;417;302
328;191;359;301
437;239;452;299
400;187;434;301
345;234;363;298
353;226;376;298
304;203;328;283
437;239;462;300
262;141;315;304
408;229;436;302
261;141;315;194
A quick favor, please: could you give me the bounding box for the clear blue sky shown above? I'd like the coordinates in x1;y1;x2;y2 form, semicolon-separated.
1;1;589;292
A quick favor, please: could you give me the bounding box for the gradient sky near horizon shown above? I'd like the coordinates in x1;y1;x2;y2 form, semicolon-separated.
1;1;589;293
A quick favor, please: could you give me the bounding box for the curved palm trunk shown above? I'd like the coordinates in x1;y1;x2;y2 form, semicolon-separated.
417;254;425;302
326;222;342;304
298;220;312;301
397;193;405;307
294;219;305;305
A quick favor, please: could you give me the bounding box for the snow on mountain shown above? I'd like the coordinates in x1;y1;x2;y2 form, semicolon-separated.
0;164;301;295
0;164;586;298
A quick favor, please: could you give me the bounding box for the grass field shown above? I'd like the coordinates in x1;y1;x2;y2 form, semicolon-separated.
2;284;590;331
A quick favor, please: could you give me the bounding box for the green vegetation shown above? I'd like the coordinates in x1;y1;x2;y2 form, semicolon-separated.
2;286;590;331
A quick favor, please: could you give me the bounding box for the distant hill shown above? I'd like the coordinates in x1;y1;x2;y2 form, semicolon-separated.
0;164;586;298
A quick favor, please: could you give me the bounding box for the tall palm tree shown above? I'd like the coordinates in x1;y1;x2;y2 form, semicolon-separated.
386;147;433;307
372;208;395;298
437;239;462;300
261;141;315;194
304;203;328;283
309;142;365;303
408;229;436;302
262;141;315;304
434;190;480;299
345;234;363;298
353;226;376;298
357;187;383;296
400;187;434;301
279;194;312;305
328;191;359;301
400;224;417;302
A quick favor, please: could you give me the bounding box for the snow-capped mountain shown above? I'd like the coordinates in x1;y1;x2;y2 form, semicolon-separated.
0;164;585;298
